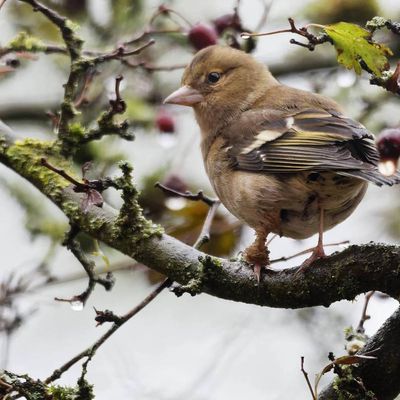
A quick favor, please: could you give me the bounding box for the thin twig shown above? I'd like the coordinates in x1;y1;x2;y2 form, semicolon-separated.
43;181;221;383
155;182;218;207
18;0;82;59
17;0;85;148
193;200;221;249
44;277;172;384
148;5;192;29
122;28;183;47
91;39;155;65
6;260;138;300
156;180;222;247
0;29;177;60
40;158;84;188
357;291;375;334
40;157;115;195
242;17;331;51
121;59;186;72
74;69;98;109
17;0;150;154
82;74;133;143
301;356;317;400
0;43;63;58
270;240;349;264
254;0;274;32
54;227;115;307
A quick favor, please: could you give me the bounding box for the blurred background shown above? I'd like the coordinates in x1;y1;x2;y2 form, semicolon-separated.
1;0;400;398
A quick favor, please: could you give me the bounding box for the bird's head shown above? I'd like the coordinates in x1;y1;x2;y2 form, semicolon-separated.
164;45;278;133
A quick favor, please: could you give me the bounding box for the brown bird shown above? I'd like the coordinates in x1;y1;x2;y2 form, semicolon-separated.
164;45;399;278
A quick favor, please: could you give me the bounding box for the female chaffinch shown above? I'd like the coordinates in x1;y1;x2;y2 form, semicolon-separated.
165;45;399;279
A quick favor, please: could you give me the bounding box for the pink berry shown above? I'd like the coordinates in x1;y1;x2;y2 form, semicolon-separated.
377;128;400;176
188;24;218;50
377;128;400;160
156;111;175;133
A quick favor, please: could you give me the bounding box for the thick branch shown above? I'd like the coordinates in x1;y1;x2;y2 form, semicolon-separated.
1;132;400;310
320;306;400;400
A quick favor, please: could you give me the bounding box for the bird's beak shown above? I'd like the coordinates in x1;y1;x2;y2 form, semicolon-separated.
163;85;204;106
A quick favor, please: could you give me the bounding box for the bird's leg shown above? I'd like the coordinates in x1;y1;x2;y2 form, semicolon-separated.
244;229;270;282
298;206;326;271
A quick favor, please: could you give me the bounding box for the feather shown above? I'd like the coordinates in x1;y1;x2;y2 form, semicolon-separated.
228;108;399;186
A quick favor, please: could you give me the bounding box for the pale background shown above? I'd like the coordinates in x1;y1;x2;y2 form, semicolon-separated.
1;0;400;399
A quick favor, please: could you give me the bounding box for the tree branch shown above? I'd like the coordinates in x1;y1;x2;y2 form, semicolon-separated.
1;130;400;310
18;0;83;61
320;306;400;400
40;172;222;384
241;17;331;51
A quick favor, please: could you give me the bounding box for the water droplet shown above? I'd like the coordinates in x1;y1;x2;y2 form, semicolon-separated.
157;133;177;148
378;159;397;176
165;197;187;211
70;300;84;311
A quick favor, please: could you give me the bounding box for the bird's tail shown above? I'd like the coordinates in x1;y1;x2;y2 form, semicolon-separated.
339;169;400;186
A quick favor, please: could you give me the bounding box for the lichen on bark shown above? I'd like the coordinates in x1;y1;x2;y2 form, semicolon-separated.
1;137;72;200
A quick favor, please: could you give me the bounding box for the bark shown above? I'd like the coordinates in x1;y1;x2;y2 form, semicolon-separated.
0;130;399;309
320;306;400;400
1;129;400;398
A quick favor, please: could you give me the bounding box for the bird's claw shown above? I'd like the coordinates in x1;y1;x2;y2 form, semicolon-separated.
253;264;263;283
296;245;326;273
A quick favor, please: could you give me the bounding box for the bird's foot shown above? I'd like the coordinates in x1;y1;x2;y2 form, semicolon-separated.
244;247;270;283
297;245;326;273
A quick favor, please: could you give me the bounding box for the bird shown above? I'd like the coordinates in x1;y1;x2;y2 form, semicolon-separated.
164;44;400;279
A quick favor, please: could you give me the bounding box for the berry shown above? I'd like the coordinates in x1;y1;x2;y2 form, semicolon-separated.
213;13;242;35
156;111;175;133
377;128;400;176
377;129;400;159
188;24;218;50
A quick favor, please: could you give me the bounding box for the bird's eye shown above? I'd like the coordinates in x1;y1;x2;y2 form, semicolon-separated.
207;72;221;84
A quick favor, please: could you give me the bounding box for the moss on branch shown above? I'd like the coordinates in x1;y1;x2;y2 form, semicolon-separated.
1;138;72;200
6;31;46;53
1;130;400;311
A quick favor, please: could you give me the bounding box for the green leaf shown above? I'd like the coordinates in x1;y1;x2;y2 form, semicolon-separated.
324;21;392;76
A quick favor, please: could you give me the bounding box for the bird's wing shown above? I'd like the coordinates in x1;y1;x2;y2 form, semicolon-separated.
227;108;382;177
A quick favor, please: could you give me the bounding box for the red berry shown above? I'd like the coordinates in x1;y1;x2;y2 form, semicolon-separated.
156;111;175;133
377;128;400;160
213;13;242;35
377;128;400;176
188;24;218;50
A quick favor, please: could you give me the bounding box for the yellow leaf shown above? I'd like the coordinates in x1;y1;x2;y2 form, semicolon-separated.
324;22;392;76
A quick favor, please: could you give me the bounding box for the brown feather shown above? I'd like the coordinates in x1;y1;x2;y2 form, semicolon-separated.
167;45;400;248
